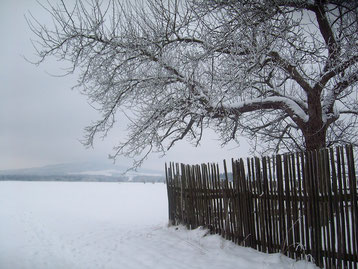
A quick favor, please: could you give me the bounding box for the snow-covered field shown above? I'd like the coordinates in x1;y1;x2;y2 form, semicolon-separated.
0;181;317;269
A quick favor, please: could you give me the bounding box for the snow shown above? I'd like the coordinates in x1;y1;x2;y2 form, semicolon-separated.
0;181;318;269
321;89;340;123
227;96;309;122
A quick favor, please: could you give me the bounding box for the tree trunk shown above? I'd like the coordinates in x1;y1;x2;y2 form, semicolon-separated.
304;89;326;151
303;128;326;151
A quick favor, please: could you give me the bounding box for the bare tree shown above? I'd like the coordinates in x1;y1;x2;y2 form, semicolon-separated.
28;0;358;166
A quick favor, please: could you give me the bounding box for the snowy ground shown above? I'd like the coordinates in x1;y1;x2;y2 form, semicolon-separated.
0;181;318;269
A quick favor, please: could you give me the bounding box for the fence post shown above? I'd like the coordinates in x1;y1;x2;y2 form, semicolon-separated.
165;145;358;268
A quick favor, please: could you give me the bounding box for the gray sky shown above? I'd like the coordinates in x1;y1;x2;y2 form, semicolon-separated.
0;0;250;171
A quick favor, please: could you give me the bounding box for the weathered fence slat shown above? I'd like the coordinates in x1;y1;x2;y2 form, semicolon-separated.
165;145;358;268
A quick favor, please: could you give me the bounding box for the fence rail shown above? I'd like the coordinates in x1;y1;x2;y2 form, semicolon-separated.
165;145;358;268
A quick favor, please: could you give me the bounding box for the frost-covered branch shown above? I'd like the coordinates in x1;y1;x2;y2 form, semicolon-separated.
28;0;358;167
220;96;308;125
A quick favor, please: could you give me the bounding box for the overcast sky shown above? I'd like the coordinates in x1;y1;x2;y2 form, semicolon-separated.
0;0;250;171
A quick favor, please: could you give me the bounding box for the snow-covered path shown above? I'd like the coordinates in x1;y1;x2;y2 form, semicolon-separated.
0;182;317;269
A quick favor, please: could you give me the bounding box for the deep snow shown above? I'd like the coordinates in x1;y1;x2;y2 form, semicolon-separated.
0;181;318;269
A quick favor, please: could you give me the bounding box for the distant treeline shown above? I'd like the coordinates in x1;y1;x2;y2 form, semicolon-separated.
0;174;165;183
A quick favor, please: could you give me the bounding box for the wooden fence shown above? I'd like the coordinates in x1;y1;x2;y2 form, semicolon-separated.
165;145;358;268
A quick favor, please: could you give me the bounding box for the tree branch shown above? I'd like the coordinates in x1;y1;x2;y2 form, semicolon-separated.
312;2;340;67
339;110;358;115
216;96;308;128
269;51;312;93
317;55;358;90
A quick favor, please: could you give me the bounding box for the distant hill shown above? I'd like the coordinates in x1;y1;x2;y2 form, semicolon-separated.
0;162;165;183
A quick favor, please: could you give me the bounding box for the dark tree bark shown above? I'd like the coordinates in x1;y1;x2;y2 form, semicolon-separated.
303;88;326;151
303;129;327;151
